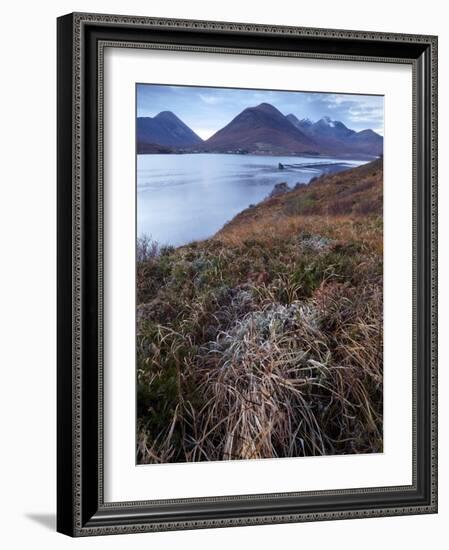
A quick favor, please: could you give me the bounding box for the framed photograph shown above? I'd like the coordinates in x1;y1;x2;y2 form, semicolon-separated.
57;12;438;536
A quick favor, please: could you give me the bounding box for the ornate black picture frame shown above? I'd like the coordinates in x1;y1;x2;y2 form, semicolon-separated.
57;12;438;536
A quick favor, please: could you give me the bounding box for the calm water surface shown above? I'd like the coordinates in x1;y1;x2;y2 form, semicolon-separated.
137;153;367;246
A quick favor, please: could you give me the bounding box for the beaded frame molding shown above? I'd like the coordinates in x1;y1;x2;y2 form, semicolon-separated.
57;12;438;537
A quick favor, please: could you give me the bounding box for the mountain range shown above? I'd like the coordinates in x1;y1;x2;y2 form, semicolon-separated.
137;102;383;157
286;113;383;156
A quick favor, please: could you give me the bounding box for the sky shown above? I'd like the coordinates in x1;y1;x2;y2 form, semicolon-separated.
136;84;384;140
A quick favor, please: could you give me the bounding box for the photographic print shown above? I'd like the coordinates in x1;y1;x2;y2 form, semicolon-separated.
136;83;384;465
57;14;437;534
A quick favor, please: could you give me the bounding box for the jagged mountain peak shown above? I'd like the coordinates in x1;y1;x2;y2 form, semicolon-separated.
316;116;336;127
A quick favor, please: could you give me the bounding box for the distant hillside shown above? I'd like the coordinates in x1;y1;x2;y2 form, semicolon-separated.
286;114;383;157
217;158;383;239
137;111;203;152
204;103;318;154
346;129;384;156
137;142;174;154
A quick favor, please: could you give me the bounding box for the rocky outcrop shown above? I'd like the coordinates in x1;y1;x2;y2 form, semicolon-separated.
294;182;306;190
268;182;290;198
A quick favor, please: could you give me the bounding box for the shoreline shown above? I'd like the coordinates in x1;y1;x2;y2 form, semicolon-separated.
137;150;378;162
138;159;380;250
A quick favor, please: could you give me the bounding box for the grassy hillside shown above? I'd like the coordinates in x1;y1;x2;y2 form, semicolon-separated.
136;159;383;463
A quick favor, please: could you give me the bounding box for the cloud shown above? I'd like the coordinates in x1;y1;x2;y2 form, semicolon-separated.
313;93;384;126
325;95;349;107
199;93;223;105
347;105;384;124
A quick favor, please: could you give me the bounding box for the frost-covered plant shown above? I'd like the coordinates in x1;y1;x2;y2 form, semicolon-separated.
297;232;332;253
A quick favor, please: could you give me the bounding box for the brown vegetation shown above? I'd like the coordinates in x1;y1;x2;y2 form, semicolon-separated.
136;159;383;463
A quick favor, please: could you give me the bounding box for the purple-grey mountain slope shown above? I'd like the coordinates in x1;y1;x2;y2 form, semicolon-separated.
137;111;203;152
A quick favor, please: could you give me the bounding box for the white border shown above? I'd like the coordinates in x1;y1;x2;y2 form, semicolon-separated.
104;47;413;503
